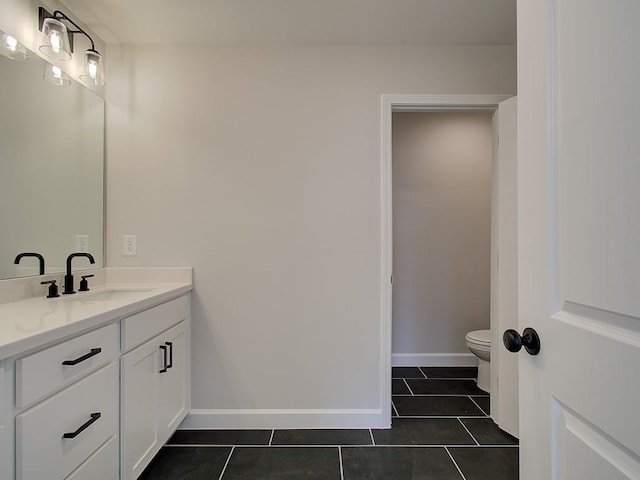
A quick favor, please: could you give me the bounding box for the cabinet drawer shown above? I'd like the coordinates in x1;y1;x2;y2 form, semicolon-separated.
16;362;119;480
16;323;119;408
121;295;189;352
66;435;119;480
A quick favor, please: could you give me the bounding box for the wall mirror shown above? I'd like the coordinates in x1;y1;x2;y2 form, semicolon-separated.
0;37;104;280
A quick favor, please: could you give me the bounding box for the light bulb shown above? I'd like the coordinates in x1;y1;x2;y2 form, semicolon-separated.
50;31;61;54
43;62;71;86
80;50;105;85
5;35;17;52
0;32;28;60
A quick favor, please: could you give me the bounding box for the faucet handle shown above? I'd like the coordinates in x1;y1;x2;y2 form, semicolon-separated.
41;280;60;298
79;274;95;292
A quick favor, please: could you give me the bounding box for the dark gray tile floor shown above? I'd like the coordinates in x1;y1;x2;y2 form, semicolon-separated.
140;367;519;479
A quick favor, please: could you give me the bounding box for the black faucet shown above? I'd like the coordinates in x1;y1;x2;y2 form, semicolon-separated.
63;252;95;295
14;252;45;275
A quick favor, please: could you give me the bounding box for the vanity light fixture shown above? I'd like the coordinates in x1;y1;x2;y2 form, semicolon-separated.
43;62;71;86
38;7;106;85
0;30;29;61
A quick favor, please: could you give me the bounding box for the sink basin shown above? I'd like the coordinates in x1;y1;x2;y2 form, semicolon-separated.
64;289;155;303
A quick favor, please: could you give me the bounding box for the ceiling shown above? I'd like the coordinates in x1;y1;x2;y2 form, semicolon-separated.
61;0;516;46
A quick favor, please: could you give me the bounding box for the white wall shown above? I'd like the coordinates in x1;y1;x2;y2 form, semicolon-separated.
105;44;515;427
392;112;493;365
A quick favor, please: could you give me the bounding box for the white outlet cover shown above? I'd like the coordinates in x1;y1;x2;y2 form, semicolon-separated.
75;235;89;252
123;235;137;256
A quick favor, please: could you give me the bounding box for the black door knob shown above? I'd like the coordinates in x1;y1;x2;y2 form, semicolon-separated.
503;327;541;355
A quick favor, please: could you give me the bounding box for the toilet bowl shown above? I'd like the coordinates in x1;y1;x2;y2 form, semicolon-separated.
465;329;491;393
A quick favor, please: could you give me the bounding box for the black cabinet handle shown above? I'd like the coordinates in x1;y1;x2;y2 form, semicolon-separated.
62;412;101;439
165;342;173;369
62;348;102;366
159;345;168;373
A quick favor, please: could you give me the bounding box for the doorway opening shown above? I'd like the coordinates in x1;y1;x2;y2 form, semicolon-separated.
380;95;517;437
391;110;493;368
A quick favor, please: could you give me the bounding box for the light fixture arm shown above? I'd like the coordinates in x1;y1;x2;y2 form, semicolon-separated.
38;7;97;54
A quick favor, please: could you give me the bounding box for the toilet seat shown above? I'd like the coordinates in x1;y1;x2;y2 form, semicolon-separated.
465;329;491;349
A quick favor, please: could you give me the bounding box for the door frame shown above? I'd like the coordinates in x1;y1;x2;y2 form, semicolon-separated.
380;94;511;426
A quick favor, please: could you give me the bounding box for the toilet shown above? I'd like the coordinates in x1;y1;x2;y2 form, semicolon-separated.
465;329;491;393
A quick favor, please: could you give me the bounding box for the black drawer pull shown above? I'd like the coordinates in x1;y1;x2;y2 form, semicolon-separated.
159;345;168;373
165;342;173;369
63;412;101;439
62;348;102;366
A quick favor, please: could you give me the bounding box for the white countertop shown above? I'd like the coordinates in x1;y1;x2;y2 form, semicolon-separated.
0;268;192;359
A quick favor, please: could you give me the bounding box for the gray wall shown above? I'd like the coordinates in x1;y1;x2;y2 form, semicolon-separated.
105;44;515;427
392;112;493;363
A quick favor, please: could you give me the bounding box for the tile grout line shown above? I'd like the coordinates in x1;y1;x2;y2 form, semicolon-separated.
457;418;480;446
402;378;414;395
268;429;275;446
417;367;428;378
468;396;488;416
392;394;489;397
421;378;478;381
385;415;489;419
338;446;345;480
167;443;518;448
445;446;468;480
217;446;235;480
391;399;400;417
369;428;376;446
166;443;270;448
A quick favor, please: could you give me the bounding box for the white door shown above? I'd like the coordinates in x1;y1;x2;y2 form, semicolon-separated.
518;1;640;479
491;96;519;438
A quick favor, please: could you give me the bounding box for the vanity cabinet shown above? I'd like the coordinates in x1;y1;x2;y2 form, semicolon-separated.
0;291;191;480
120;296;190;480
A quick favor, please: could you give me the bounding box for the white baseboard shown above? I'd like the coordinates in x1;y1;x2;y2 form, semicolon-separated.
179;409;387;430
392;353;478;367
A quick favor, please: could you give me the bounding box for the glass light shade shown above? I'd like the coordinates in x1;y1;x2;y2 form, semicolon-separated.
0;32;29;61
43;63;71;86
39;18;72;61
79;50;105;86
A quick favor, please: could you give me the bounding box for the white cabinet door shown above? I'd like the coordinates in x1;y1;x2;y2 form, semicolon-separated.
518;1;640;478
120;336;162;480
157;321;189;441
121;320;190;480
